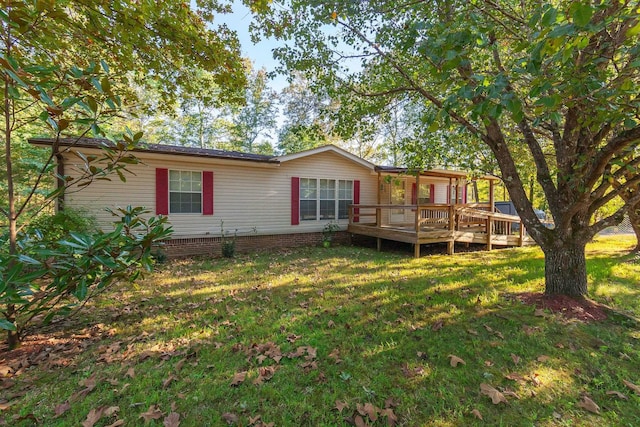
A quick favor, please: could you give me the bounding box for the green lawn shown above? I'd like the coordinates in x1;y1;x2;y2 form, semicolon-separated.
2;235;640;426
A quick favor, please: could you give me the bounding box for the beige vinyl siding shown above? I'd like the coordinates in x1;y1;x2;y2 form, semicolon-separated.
62;148;375;238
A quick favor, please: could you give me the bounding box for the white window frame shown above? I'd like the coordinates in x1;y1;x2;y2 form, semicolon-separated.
300;178;353;221
169;170;203;214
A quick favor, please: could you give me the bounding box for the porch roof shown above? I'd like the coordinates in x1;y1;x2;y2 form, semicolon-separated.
374;165;500;181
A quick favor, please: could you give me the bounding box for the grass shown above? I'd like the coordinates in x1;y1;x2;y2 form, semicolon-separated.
2;235;640;426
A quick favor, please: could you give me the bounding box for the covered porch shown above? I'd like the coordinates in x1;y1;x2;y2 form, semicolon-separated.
347;167;535;257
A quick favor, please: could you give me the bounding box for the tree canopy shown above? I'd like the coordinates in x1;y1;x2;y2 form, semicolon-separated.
250;0;640;297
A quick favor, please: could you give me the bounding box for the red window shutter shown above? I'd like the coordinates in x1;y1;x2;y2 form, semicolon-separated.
202;171;214;215
353;180;360;223
430;184;435;203
155;168;169;215
291;177;300;225
411;183;417;205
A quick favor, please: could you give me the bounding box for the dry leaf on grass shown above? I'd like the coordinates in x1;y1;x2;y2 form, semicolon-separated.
510;353;520;365
230;371;247;387
577;396;600;414
105;420;125;427
380;407;398;426
480;383;508;404
82;407;106;427
334;400;349;413
448;354;466;367
221;412;239;425
54;401;71;417
163;412;180;427
623;380;640;395
354;415;367;427
471;409;483;420
537;355;550;362
606;390;628;400
126;367;136;378
140;405;164;422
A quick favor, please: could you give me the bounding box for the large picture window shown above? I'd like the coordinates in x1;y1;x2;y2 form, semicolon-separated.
169;170;202;213
300;178;353;221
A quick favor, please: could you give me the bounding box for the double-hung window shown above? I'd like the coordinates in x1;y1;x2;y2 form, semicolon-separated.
169;170;202;214
300;178;353;221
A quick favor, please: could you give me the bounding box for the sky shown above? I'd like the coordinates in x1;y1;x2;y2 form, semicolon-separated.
215;1;289;92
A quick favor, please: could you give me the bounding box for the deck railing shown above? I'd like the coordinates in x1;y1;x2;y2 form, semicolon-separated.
348;203;526;247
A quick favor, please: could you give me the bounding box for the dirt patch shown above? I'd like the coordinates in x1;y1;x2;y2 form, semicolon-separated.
518;292;609;322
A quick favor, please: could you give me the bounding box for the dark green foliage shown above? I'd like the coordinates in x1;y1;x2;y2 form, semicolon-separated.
0;206;172;337
23;208;97;243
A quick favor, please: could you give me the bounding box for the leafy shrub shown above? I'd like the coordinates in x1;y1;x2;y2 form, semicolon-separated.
23;208;98;242
0;206;173;338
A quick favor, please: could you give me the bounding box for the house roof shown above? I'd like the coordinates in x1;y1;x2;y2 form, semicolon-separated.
375;165;500;181
276;145;376;170
28;137;280;164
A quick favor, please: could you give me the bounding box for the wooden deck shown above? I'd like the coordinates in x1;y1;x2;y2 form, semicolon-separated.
348;204;536;257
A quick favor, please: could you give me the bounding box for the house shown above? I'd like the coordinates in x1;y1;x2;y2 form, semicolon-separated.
29;138;533;257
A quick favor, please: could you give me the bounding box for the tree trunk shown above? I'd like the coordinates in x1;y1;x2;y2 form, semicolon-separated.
629;204;640;253
543;240;588;297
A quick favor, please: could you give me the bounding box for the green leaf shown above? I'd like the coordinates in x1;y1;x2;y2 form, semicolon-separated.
100;59;110;74
624;118;637;129
541;7;557;27
572;3;593;27
0;319;16;331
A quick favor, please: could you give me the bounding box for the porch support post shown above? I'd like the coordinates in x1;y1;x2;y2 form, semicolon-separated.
519;221;524;246
447;240;455;255
414;242;420;258
486;216;493;251
414;172;420;232
489;179;495;212
455;178;460;205
377;237;382;252
377;172;382;227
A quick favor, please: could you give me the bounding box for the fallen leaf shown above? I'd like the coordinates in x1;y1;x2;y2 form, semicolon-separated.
471;409;483;420
448;354;466;367
54;401;71;417
380;407;398;426
505;372;526;383
534;308;546;317
502;388;521;399
230;371;247;387
354;415;367;427
327;320;336;328
82;407;106;427
467;329;479;336
221;412;239;425
384;397;399;408
537;355;550;362
248;415;261;425
363;402;378;422
480;383;508;404
577;396;600;414
334;400;349;413
163;374;177;389
431;320;444;331
606;390;628;400
623;379;640;395
104;406;119;417
510;353;520;365
140;405;163;422
126;367;136;378
163;412;180;427
105;420;125;427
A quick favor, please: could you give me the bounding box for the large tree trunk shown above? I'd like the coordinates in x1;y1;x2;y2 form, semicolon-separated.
542;240;588;297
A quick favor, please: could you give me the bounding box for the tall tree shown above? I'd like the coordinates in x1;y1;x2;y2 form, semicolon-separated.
1;0;245;347
229;66;277;154
250;0;640;298
277;73;335;154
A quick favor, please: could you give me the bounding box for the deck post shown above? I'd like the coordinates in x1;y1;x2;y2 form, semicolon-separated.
377;237;382;252
486;217;493;250
519;221;524;246
447;240;455;255
414;242;420;258
489;180;495;212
